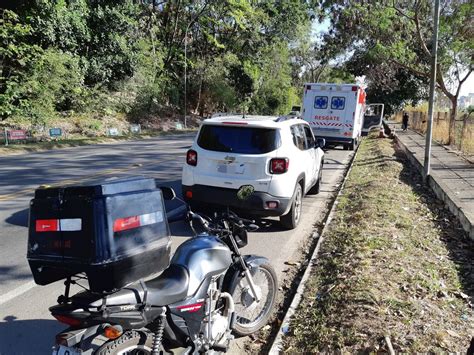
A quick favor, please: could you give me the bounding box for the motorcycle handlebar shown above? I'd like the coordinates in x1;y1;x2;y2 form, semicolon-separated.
224;210;255;226
187;210;258;232
188;211;209;229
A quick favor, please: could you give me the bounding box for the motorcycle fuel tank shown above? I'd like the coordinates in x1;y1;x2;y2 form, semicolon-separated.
171;235;232;296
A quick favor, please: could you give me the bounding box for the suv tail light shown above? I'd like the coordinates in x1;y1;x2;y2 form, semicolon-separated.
186;149;198;166
270;158;289;174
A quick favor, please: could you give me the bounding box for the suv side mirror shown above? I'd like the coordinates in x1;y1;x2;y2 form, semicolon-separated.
316;138;325;149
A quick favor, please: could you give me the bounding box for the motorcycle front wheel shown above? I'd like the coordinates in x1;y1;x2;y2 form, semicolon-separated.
231;261;277;336
96;330;154;355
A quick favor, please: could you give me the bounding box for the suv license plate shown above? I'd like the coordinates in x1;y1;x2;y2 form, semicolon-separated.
54;345;81;355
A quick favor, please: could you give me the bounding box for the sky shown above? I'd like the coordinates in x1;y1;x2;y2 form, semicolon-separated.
459;75;474;97
311;18;330;38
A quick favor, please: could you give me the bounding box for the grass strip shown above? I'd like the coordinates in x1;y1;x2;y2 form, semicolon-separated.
283;135;474;353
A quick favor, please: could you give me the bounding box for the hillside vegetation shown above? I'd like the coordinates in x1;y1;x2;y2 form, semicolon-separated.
1;1;349;132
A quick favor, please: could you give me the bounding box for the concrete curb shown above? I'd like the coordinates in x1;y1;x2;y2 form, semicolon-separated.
394;134;474;240
269;146;360;354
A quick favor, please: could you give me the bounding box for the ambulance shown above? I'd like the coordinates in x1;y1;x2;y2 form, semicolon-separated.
301;83;366;150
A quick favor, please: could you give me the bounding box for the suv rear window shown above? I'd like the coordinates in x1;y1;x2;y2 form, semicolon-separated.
197;125;280;154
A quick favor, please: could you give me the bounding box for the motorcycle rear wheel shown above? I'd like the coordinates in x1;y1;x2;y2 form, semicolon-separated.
96;330;154;355
231;262;277;336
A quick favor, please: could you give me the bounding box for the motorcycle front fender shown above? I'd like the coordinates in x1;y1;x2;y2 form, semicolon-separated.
222;255;269;294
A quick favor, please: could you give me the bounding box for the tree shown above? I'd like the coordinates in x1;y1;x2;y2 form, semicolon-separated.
0;9;41;119
345;48;428;116
1;0;319;124
316;0;473;143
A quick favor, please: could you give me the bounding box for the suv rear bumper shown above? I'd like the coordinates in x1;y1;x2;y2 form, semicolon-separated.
182;185;292;217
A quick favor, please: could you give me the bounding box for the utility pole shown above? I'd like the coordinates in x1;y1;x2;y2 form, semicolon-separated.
184;24;189;129
423;0;441;181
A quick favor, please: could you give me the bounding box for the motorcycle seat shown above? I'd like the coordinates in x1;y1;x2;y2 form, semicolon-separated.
77;264;190;309
145;264;189;305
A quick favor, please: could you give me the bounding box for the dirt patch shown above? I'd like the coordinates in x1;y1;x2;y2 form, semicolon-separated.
0;113;202;156
282;135;474;353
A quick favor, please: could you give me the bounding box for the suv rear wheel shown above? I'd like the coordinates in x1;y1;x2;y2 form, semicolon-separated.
280;183;303;229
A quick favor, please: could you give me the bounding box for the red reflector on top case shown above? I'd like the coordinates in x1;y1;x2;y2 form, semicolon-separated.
113;211;164;233
35;218;83;232
113;216;140;232
36;219;59;232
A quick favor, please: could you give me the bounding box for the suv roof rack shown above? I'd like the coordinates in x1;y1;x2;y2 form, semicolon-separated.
274;113;300;122
211;112;245;118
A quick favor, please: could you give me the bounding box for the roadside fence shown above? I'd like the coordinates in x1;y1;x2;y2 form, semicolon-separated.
393;111;473;155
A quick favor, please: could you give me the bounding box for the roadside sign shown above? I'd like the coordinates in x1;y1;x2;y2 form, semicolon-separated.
49;128;62;137
176;123;183;130
130;124;141;134
108;128;119;136
8;130;27;140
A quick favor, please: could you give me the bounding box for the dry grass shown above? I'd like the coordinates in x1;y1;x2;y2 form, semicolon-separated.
282;135;474;353
394;111;474;156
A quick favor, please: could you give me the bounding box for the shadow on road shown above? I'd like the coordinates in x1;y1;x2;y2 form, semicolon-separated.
5;208;29;228
0;316;62;354
0;266;31;283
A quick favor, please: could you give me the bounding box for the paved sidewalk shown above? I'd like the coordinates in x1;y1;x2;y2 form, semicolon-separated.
395;129;474;239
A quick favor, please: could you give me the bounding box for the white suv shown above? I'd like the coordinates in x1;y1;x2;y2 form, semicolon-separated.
181;115;325;229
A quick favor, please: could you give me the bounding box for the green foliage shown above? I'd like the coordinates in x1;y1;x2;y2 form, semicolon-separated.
346;49;427;116
249;43;296;114
195;53;240;112
85;1;141;86
15;48;86;124
2;0;321;127
318;0;473;120
0;9;41;118
27;0;90;53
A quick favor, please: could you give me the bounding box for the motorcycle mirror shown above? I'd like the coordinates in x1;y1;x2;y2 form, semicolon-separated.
248;223;259;232
237;185;254;201
234;227;248;248
160;186;176;201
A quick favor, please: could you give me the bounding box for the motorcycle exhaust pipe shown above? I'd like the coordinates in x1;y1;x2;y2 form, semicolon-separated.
219;292;236;329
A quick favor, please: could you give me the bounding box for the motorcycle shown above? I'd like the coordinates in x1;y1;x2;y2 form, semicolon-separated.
50;186;277;354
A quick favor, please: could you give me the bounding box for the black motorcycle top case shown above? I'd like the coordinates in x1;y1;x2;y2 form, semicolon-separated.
27;177;171;293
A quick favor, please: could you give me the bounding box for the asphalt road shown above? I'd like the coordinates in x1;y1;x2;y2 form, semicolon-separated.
0;135;353;354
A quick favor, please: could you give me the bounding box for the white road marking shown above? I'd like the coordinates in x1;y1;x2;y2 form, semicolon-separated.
0;281;37;306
